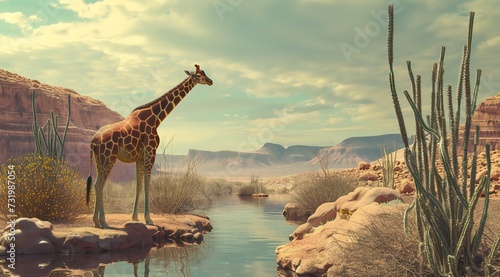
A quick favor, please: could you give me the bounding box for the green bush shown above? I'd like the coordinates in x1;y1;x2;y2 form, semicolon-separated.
0;154;89;222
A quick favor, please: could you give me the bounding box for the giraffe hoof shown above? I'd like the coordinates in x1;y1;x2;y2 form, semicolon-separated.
101;222;109;229
145;219;154;225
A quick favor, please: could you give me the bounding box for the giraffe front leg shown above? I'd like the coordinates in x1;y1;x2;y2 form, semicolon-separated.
144;172;153;225
132;159;144;222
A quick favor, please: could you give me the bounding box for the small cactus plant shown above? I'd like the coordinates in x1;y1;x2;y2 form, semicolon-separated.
32;90;71;161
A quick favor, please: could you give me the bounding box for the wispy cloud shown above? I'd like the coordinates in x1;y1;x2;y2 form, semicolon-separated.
0;0;498;154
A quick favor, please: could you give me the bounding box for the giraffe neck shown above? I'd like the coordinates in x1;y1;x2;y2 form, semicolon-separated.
132;77;196;124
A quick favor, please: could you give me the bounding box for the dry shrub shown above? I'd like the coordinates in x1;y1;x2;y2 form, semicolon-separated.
291;171;356;214
102;181;136;214
236;183;256;196
333;200;500;276
0;154;89;222
149;162;212;214
477;199;500;276
204;178;235;197
236;175;266;195
332;203;432;276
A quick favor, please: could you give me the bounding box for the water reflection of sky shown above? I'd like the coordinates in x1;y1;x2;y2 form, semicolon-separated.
13;195;297;277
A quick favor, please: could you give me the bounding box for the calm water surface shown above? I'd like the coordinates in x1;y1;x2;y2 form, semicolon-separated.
4;195;297;277
107;195;297;276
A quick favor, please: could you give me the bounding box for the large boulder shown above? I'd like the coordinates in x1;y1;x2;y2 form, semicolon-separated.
282;202;312;223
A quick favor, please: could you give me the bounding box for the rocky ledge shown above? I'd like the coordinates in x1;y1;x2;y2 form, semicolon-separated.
0;213;212;256
276;187;403;276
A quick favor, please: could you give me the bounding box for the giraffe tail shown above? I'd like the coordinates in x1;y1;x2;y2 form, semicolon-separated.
86;150;93;206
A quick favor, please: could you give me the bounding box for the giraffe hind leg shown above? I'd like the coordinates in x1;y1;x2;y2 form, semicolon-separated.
92;172;106;228
93;161;115;228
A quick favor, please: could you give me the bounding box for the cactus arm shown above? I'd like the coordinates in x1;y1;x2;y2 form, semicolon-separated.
59;94;71;161
471;144;491;254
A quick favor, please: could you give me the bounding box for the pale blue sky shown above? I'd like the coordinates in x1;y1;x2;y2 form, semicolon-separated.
1;0;499;154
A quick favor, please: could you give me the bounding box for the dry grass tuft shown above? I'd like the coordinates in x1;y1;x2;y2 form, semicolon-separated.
332;204;432;276
149;160;213;214
290;171;356;214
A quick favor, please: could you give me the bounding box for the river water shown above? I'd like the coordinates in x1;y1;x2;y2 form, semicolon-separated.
3;195;298;277
106;195;297;276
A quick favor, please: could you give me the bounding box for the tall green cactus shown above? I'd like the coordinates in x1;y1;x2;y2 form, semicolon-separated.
387;5;497;275
32;90;71;162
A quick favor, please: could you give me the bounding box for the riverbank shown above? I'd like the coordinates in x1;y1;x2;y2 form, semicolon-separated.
0;213;212;257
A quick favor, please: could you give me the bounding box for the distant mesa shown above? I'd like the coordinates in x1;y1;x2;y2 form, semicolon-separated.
174;134;408;177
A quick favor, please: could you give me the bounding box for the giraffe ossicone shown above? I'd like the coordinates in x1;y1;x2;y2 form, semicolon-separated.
86;64;213;228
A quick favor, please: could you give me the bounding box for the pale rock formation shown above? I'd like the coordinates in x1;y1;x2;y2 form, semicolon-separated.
396;178;415;194
276;187;404;276
0;214;212;256
282;202;312;223
358;161;371;170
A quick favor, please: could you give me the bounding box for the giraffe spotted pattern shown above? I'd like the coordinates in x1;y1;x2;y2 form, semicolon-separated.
87;64;213;228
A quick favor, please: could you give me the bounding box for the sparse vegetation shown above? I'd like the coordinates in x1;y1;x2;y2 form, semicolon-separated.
149;160;214;214
388;5;499;275
204;178;235;197
291;151;357;213
0;154;89;222
0;89;87;222
251;174;266;194
101;174;237;215
32;90;71;162
236;174;267;196
236;183;256;196
333;204;433;276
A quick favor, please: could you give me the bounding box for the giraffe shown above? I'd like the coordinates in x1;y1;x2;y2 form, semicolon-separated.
86;64;213;228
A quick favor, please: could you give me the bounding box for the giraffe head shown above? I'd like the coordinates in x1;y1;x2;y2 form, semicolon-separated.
184;64;213;86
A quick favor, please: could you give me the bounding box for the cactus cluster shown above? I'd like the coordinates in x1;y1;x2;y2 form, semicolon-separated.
31;90;71;162
387;4;498;275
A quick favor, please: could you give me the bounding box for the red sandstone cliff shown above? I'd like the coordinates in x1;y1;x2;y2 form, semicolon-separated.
0;69;134;181
459;92;500;152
